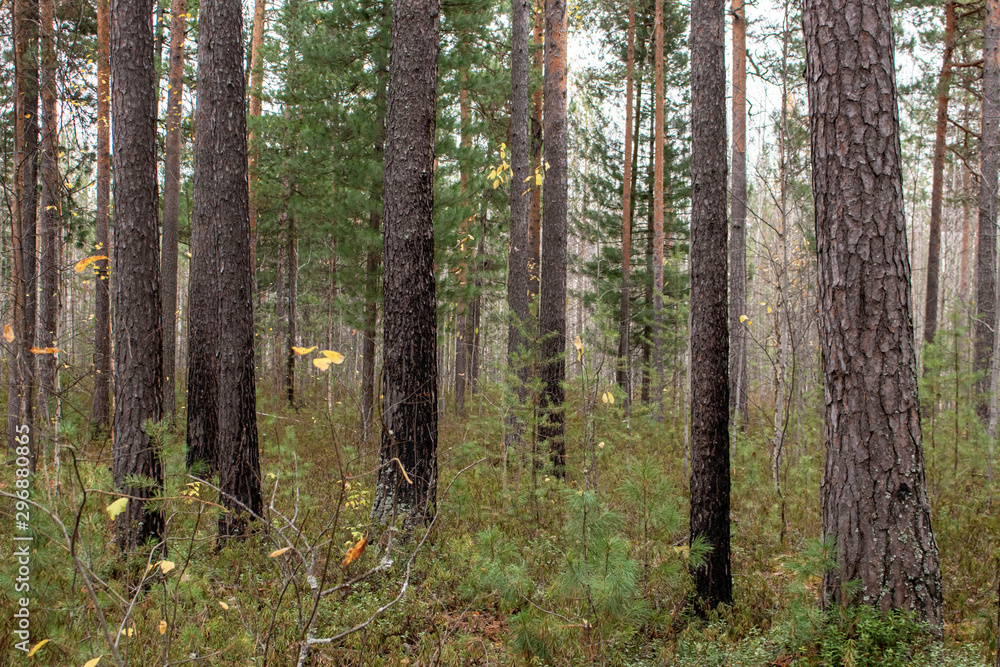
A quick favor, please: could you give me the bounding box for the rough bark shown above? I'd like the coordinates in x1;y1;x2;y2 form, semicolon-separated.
976;0;1000;422
91;0;112;432
454;82;471;416
539;0;568;475
111;0;165;550
802;0;943;628
688;0;732;610
205;0;262;535
161;0;186;417
285;203;297;408
9;0;39;464
729;0;749;426
616;2;635;404
247;0;266;259
529;0;543;305
370;0;440;527
38;0;59;414
923;0;956;349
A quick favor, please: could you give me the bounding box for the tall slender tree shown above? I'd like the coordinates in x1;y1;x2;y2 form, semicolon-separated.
803;0;943;627
248;0;266;259
370;0;440;527
616;2;636;404
729;0;749;426
539;0;568;475
111;0;165;550
923;0;956;352
161;0;186;417
688;0;732;610
976;0;1000;422
91;0;112;432
38;0;59;416
652;0;665;418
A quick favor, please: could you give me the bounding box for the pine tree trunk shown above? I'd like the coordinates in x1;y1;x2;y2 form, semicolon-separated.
923;0;956;350
641;113;654;405
729;0;749;427
370;0;440;527
454;82;471;416
38;0;59;417
285;206;298;408
161;0;185;417
803;0;943;628
506;0;531;446
617;2;636;404
652;0;665;419
91;0;111;432
9;0;39;466
960;164;972;299
688;0;732;610
204;0;262;535
111;0;165;550
539;0;568;475
977;0;1000;423
528;0;543;306
247;0;266;259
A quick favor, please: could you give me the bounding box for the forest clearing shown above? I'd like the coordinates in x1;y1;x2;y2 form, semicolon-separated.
2;0;1000;662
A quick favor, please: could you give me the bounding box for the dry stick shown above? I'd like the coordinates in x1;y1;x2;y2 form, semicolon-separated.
296;457;487;665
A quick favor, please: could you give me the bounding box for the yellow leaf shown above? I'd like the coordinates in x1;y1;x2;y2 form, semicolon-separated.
313;358;333;371
3;324;13;343
493;179;500;189
159;560;176;574
75;255;108;273
341;535;368;567
321;350;345;364
84;657;103;667
535;172;542;186
767;305;773;314
158;620;167;635
120;627;135;637
269;547;292;558
29;347;60;354
26;639;49;657
106;497;128;520
291;346;316;355
218;601;229;610
739;314;748;324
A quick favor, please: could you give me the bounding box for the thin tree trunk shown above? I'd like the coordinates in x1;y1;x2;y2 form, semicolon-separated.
161;0;185;417
803;0;944;628
454;81;471;416
960;164;972;299
729;0;749;427
91;0;111;432
977;0;1000;423
111;0;165;550
370;0;440;527
641;110;654;405
285;206;297;408
38;0;59;417
529;0;543;306
923;0;957;350
617;2;635;405
247;0;266;261
652;0;665;419
689;0;732;610
539;0;568;475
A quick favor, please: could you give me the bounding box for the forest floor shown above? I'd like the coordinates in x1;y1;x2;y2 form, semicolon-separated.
0;376;997;666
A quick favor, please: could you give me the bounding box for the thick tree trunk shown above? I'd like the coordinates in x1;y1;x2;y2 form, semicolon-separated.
9;0;39;465
923;0;956;349
370;0;440;527
91;0;112;432
161;0;185;417
728;0;749;427
110;0;165;550
539;0;568;475
688;0;732;610
976;0;1000;422
803;0;943;628
38;0;59;416
206;0;262;535
617;3;635;404
528;0;543;306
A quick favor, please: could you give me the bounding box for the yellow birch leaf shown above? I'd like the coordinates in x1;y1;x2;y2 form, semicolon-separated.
26;639;49;657
313;358;333;371
269;547;292;558
321;350;345;364
159;560;176;574
218;601;229;610
75;255;108;273
535;172;542;186
120;627;135;637
291;346;316;355
106;497;128;520
341;535;368;567
739;314;748;323
493;179;500;189
158;620;167;635
3;324;13;343
84;657;103;667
